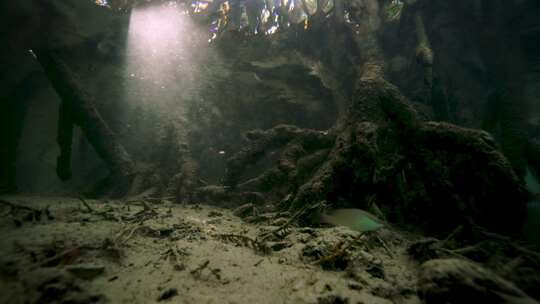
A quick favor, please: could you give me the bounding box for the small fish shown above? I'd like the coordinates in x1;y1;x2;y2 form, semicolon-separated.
321;208;384;232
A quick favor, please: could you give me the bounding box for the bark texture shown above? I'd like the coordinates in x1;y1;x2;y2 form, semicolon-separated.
35;49;135;195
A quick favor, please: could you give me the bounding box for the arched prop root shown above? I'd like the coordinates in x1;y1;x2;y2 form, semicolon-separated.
224;125;335;194
35;49;136;197
225;78;527;236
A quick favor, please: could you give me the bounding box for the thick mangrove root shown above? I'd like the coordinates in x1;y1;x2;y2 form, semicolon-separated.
224;125;335;190
414;9;433;90
35;49;135;195
225;77;527;236
482;88;530;179
0;72;40;193
166;159;200;203
526;139;540;178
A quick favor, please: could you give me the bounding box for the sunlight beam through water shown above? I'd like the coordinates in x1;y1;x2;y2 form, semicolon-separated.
125;2;207;111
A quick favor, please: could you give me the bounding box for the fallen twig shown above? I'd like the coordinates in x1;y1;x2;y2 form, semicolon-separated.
39;246;83;267
190;260;210;277
124;196;174;204
0;199;36;212
374;234;393;258
314;233;363;266
259;203;312;241
215;234;270;255
0;199;49;224
78;197;94;212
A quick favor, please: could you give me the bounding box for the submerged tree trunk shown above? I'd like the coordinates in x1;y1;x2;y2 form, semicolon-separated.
34;49;135;195
0;73;40;193
216;0;528;236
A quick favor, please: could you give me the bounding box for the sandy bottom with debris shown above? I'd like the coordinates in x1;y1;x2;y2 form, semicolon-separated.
0;196;420;304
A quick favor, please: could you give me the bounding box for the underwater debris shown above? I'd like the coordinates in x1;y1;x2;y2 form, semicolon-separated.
157;288;179;302
418;259;538;304
190;260;210;278
312;239;356;271
161;245;190;271
65;264;105;280
233;203;257;218
214;233;271;255
407;238;446;263
208;210;223;217
39;247;84;268
20;268;105;304
170;219;206;242
99;238;125;263
316;294;349;304
258;203;315;242
0;199;53;226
